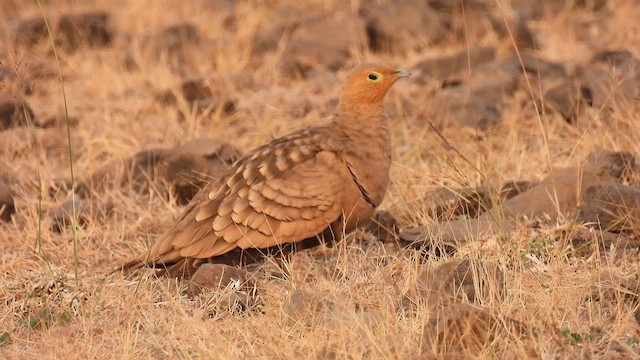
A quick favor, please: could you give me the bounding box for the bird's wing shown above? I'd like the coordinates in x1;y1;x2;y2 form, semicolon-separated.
143;133;351;266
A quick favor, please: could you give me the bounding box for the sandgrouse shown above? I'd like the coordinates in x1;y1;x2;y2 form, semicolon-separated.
119;65;410;276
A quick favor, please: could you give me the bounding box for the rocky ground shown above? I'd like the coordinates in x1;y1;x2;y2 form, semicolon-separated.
1;0;639;358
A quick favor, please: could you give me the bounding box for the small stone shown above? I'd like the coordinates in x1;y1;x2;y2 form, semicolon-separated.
403;259;504;310
566;227;639;258
14;17;48;47
48;198;114;233
187;263;255;299
156;77;213;105
539;81;584;122
0;92;36;131
75;148;167;197
512;16;537;50
283;289;379;330
75;139;240;203
192;97;236;117
237;86;320;119
0;65;33;96
0;177;14;222
577;50;640;109
417;180;535;221
583;269;640;303
281;14;366;76
363;210;399;243
426;55;525;129
283;289;330;326
415;46;496;82
365;0;446;53
576;183;640;233
422;304;529;357
37;113;80;129
56;11;113;51
139;23;201;73
157;138;240;203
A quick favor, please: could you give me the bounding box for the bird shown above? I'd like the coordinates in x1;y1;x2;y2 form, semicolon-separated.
117;64;410;277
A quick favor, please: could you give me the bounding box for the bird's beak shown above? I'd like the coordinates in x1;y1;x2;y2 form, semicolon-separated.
394;70;411;77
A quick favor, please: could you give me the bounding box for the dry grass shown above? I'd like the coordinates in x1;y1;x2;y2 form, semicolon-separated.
1;0;639;358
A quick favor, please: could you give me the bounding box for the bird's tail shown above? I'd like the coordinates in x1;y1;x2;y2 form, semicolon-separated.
108;258;147;276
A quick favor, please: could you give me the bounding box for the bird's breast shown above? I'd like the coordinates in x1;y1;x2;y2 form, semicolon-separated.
341;135;391;206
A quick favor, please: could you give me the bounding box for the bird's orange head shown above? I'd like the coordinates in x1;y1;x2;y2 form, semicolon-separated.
338;65;410;110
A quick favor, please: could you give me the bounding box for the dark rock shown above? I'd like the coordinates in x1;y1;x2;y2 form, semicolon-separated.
192;97;236;117
363;210;399;243
283;289;381;329
537;81;585;122
574;0;609;11
76;138;240;204
0;177;14;222
0;92;36;131
577;50;640;109
566;227;640;258
140;23;201;73
180;78;212;102
415;46;496;82
282;38;348;77
583;269;639;303
155;78;237;117
443;3;507;43
14;17;48;47
156;138;240;203
237;86;321;119
518;53;583;122
146;22;200;50
48;198;114;233
283;289;332;326
0;65;33;95
56;12;113;51
75;147;168;198
198;0;236;31
509;51;567;79
592;49;638;69
201;0;235;11
37;113;80;129
417;180;535;221
512;16;537;50
156;77;213;105
421;303;530;358
401;150;637;250
187;263;257;302
426;54;527;129
423;352;480;360
282;14;366;76
576;183;640;233
427;0;488;12
251;24;293;56
510;0;607;19
431;95;502;130
364;0;447;53
402;259;505;310
471;55;527;85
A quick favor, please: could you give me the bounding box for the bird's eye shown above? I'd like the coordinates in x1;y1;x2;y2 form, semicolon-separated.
367;72;381;82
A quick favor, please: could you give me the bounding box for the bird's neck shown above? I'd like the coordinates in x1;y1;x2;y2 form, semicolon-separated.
333;102;390;153
335;102;386;133
332;101;392;207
